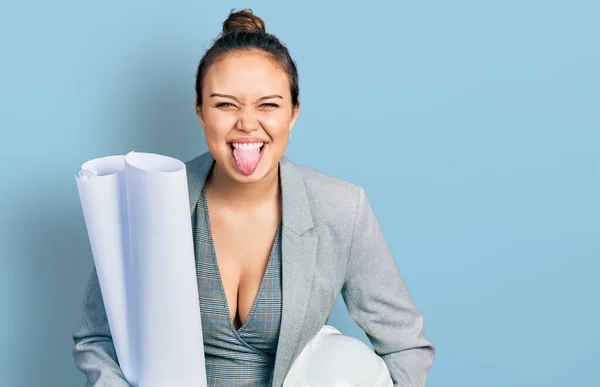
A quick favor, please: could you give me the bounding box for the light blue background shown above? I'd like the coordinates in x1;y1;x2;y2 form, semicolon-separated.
1;1;598;386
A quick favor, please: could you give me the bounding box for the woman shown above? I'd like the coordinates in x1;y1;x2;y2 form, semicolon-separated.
73;8;435;387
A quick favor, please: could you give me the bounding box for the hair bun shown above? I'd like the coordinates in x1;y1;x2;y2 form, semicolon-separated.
222;8;266;34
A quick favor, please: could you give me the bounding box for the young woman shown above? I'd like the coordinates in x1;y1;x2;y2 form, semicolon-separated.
73;8;435;387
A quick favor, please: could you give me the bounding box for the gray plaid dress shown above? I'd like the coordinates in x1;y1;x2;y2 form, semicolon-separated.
193;187;283;386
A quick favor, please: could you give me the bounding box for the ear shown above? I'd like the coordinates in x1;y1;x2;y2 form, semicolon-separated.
194;100;205;128
288;103;300;132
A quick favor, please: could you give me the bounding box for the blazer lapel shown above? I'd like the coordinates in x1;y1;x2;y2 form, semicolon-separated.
272;157;318;387
185;152;318;386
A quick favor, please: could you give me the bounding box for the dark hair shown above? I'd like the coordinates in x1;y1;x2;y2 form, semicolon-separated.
195;8;299;111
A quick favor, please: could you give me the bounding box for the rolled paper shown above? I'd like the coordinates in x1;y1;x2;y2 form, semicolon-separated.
75;155;137;384
75;151;207;387
124;151;206;387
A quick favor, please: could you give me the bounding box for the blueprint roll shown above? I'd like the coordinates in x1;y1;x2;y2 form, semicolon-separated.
124;151;206;387
75;155;138;385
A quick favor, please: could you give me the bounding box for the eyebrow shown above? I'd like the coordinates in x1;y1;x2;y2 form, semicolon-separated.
209;93;283;102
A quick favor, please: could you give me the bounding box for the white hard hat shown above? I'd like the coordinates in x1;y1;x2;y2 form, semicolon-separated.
283;325;393;387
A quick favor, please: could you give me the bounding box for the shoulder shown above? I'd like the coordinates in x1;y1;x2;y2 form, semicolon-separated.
184;151;213;181
282;157;364;229
289;160;361;202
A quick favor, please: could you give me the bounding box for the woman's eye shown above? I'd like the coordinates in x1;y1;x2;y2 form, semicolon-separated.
215;102;278;109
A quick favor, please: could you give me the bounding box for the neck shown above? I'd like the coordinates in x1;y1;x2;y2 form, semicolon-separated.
205;162;281;208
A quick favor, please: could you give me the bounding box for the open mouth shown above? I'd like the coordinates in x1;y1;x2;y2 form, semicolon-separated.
229;142;266;152
227;141;267;176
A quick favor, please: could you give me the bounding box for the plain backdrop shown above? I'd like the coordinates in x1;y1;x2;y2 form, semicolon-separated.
1;1;598;386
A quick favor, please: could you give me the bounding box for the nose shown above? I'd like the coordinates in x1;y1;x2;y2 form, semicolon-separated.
235;109;259;133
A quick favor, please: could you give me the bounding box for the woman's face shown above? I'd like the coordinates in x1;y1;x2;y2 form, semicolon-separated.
196;49;299;183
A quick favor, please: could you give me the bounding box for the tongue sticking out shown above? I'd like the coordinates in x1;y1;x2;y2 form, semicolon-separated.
232;146;261;176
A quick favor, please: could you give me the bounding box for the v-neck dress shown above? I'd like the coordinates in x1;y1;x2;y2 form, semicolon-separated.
193;187;283;386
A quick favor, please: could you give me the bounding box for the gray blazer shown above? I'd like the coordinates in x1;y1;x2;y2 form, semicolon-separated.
72;151;435;386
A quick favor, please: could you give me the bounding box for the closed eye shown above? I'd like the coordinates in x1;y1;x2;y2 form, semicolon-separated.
215;102;279;109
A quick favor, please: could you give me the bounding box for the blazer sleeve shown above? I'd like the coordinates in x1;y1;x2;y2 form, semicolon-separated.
341;187;435;386
72;266;130;386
